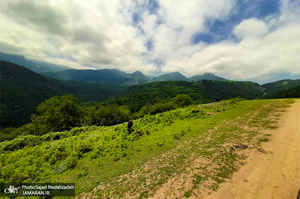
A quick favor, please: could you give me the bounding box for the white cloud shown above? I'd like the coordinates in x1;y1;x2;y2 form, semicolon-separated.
141;0;236;63
0;0;157;72
162;23;300;81
233;18;268;39
0;0;299;82
158;0;300;82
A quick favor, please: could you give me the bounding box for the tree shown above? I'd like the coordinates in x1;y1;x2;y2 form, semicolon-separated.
86;105;129;126
172;94;193;107
33;95;83;134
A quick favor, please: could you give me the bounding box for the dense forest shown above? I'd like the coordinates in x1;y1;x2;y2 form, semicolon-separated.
0;61;125;128
105;80;263;112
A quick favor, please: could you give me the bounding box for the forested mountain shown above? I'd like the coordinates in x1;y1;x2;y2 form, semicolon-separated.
45;69;228;85
107;80;264;111
188;73;227;82
153;72;187;81
261;79;300;95
0;61;125;128
1;60;299;129
260;79;300;99
264;86;300;98
44;69;149;86
0;51;70;73
131;71;152;84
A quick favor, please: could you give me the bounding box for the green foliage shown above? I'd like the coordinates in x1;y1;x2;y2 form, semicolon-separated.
86;105;130;126
106;80;265;112
33;95;83;134
0;98;292;197
264;86;300;99
0;135;42;152
262;79;300;95
172;94;194;107
65;156;78;169
0;128;20;142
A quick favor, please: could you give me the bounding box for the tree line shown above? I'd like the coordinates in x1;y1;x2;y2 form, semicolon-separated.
0;94;194;141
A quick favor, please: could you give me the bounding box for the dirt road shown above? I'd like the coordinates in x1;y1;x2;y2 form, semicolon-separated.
206;100;300;199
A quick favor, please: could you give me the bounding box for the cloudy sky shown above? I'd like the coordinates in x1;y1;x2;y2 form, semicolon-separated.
0;0;299;83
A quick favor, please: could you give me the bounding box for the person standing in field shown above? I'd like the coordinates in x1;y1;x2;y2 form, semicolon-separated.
127;120;133;134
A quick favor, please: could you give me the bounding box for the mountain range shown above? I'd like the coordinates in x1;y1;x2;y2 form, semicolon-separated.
44;70;227;86
0;59;299;129
0;51;227;86
0;51;70;73
44;69;152;86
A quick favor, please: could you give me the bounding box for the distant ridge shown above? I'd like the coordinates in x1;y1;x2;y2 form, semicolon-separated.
131;71;152;84
153;72;187;81
188;73;227;82
44;69;149;86
0;61;125;127
0;51;70;73
1;51;231;85
44;70;229;85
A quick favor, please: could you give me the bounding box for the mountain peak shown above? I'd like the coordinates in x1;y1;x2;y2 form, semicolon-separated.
132;70;144;75
154;72;187;81
188;73;227;82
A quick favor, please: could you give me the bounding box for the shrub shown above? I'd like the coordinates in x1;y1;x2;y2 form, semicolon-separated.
86;105;129;126
65;156;78;169
0;135;42;152
172;94;193;107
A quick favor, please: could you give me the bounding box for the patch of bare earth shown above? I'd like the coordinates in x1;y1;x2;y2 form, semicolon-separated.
205;100;300;199
77;100;298;199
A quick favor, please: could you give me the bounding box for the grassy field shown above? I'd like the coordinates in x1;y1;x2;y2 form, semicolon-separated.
0;98;294;198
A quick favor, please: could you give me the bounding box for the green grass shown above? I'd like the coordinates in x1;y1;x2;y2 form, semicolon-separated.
0;98;295;198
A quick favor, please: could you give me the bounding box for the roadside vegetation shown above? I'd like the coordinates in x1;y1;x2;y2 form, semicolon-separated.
0;98;294;198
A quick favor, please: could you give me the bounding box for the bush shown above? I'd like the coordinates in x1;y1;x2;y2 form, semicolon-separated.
86;105;129;126
0;135;42;152
172;94;194;107
65;156;78;169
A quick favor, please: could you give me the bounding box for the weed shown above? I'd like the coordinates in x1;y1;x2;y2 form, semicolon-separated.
184;190;193;197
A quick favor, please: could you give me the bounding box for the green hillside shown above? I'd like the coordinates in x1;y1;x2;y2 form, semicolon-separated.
1;60;298;130
0;61;125;128
264;86;300;98
107;80;263;111
262;79;300;97
0;99;294;198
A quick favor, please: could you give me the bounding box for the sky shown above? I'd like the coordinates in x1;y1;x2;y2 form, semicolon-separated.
0;0;299;83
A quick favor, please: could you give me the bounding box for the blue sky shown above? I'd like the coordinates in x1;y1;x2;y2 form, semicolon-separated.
0;0;299;83
192;0;281;44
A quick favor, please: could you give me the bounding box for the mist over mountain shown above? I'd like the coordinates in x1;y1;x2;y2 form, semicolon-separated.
0;51;70;73
44;69;149;86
